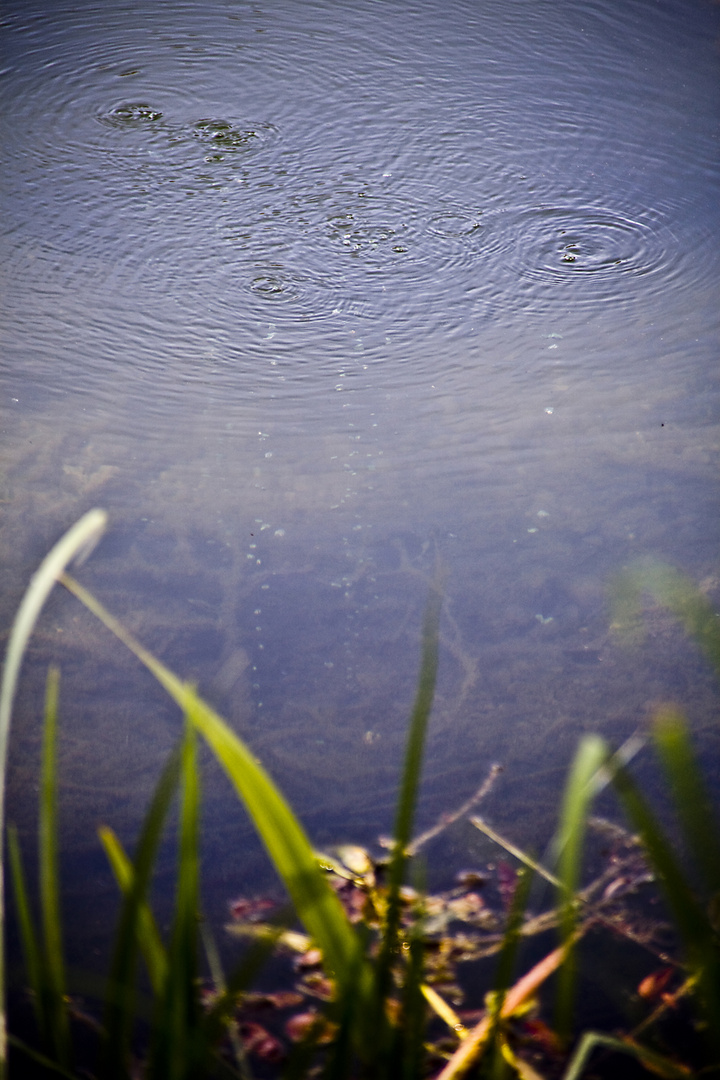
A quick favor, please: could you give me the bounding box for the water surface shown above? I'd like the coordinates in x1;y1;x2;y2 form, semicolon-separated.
1;0;718;964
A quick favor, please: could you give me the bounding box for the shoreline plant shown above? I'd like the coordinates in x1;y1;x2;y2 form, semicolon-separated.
0;511;718;1078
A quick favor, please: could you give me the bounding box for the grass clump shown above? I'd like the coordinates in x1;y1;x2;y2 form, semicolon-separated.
0;513;718;1078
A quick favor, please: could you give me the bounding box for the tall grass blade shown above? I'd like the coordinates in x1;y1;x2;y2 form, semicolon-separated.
554;735;607;1042
391;581;443;861
199;919;254;1078
99;742;181;1078
374;583;442;1066
148;721;204;1080
400;933;426;1080
609;755;720;1054
0;509;107;1075
98;828;168;996
651;706;720;895
485;867;534;1074
59;573;369;1008
38;665;71;1069
6;827;44;1039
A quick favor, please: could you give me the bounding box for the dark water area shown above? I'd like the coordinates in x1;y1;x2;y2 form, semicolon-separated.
1;0;719;990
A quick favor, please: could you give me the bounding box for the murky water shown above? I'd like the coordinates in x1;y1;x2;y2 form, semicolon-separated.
1;0;719;966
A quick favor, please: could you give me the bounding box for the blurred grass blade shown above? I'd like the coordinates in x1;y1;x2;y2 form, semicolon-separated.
99;742;181;1078
375;582;442;1062
98;829;167;995
6;1035;80;1079
6;827;44;1038
561;1031;692;1080
392;580;443;860
149;721;204;1079
486;867;534;1067
199;919;256;1076
554;734;607;1041
611;561;720;679
0;509;107;1076
38;666;71;1069
652;706;720;895
609;754;720;1047
60;572;369;1007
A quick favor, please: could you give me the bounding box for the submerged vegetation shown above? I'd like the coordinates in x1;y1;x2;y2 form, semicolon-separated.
0;511;718;1079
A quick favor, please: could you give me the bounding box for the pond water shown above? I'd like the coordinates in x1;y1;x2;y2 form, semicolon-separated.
1;0;719;974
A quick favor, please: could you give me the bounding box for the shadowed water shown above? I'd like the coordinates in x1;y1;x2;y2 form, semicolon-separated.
1;0;718;970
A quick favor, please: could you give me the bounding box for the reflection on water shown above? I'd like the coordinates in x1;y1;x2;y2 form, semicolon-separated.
1;0;718;958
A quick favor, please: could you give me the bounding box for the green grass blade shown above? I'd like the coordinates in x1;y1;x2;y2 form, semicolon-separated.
651;706;720;896
485;867;533;1073
148;721;204;1080
392;581;443;861
6;827;44;1041
554;734;608;1042
183;686;366;989
374;583;442;1067
98;828;167;995
611;760;710;952
199;919;255;1077
38;666;71;1069
611;561;720;680
561;1030;692;1080
0;509;107;1076
610;756;720;1050
60;573;368;1006
99;741;181;1078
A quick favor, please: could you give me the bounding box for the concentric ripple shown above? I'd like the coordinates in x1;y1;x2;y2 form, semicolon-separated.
100;101;164;127
474;203;679;313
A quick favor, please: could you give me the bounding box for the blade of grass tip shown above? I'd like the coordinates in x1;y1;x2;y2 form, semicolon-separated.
554;735;608;1044
0;509;107;1074
376;581;442;1057
99;742;181;1079
98;829;167;996
652;706;720;896
38;666;71;1070
6;827;45;1043
60;573;367;1007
